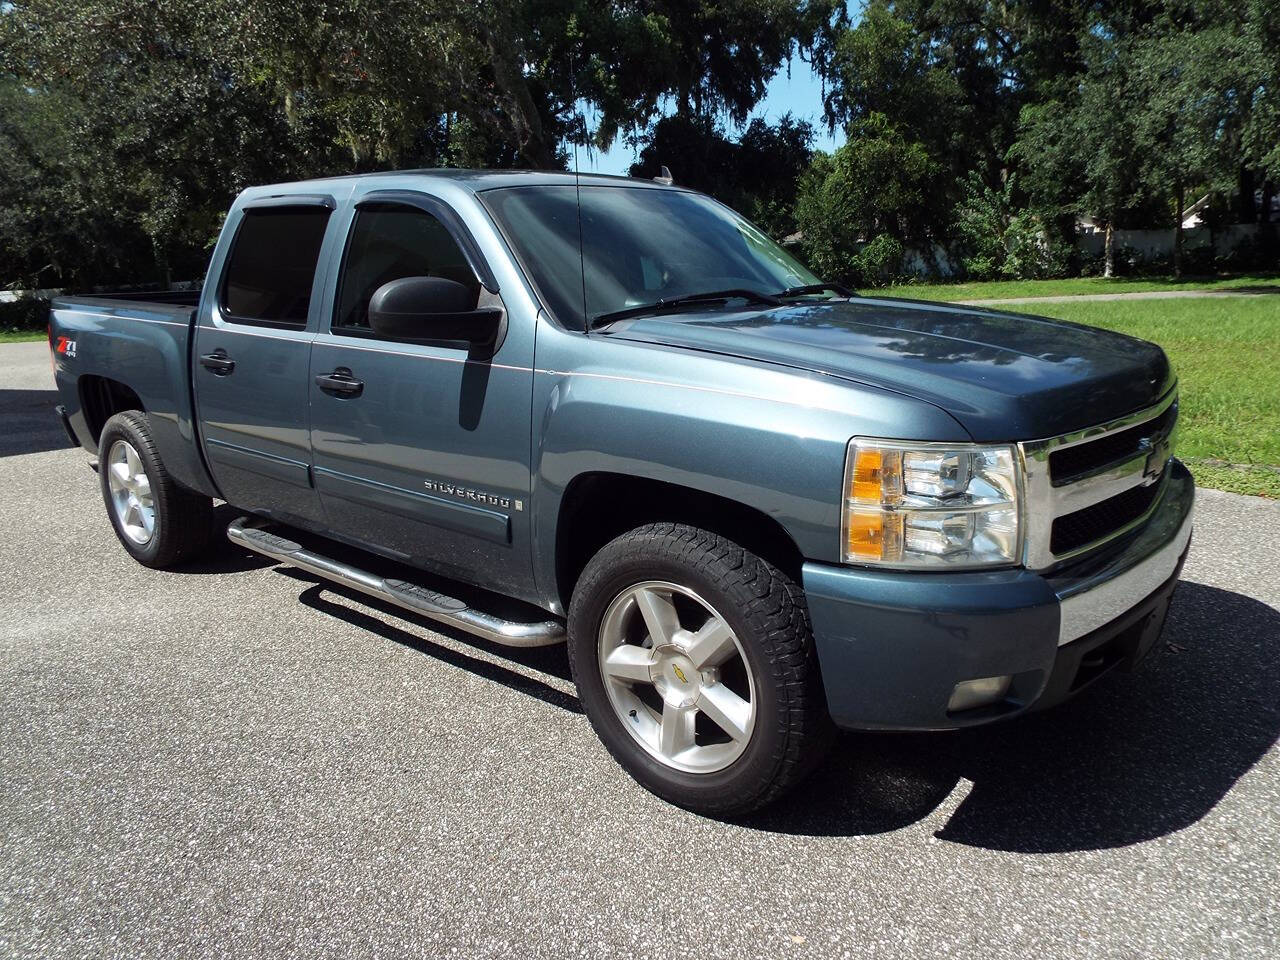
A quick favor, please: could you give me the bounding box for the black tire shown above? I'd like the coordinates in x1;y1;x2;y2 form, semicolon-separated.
97;411;213;569
567;522;833;816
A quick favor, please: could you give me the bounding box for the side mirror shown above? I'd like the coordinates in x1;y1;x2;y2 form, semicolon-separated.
368;276;503;351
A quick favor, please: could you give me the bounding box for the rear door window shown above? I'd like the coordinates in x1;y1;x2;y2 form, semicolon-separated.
221;207;332;328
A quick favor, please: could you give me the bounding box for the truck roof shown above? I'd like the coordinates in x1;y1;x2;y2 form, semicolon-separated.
240;168;678;199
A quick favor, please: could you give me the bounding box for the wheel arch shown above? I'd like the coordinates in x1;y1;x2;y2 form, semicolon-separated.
554;472;805;613
78;375;144;445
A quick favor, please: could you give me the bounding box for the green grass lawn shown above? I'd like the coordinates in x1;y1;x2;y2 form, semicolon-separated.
877;272;1280;302
1001;296;1280;497
0;329;45;343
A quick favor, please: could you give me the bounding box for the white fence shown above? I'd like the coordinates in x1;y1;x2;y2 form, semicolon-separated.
1078;223;1269;261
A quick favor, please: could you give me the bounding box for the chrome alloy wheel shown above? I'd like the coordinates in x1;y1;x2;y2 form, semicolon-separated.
106;439;155;545
597;581;756;774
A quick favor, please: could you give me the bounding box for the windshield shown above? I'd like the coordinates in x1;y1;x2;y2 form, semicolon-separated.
480;184;820;329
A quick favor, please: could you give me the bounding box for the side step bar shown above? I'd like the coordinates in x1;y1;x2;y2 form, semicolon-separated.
227;517;565;648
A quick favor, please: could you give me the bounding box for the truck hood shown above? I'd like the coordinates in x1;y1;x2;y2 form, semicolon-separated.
599;297;1174;441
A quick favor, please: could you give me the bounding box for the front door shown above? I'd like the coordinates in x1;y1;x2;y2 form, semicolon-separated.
194;199;335;525
307;191;535;598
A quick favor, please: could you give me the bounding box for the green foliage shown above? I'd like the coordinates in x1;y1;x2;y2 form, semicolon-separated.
207;0;837;167
1;0;1277;292
0;297;50;334
628;114;814;237
794;114;939;286
0;0;320;287
1012;29;1156;231
818;1;964;147
812;3;964;249
1010;1;1278;277
0;0;837;290
953;174;1066;281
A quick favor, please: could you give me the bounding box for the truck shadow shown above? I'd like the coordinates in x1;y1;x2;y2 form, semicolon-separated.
245;552;1278;853
0;388;69;457
742;580;1280;852
277;567;582;715
170;505;278;575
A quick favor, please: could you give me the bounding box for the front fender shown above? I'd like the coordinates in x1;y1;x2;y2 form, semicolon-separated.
529;320;969;609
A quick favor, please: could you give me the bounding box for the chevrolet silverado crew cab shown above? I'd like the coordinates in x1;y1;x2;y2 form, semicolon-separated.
48;170;1193;815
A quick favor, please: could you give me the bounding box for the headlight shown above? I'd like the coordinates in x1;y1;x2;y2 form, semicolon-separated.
841;439;1022;569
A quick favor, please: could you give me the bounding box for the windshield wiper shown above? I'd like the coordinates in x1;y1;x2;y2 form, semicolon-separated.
775;282;857;299
589;288;783;329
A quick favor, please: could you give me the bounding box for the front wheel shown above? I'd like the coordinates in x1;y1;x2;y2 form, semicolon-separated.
567;523;832;816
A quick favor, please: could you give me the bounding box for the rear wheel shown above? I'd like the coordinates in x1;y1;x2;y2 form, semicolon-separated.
568;523;832;815
98;411;213;568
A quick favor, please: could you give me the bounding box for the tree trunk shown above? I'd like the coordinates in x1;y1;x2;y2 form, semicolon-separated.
1173;182;1185;279
1238;166;1256;222
483;29;558;169
1103;221;1114;278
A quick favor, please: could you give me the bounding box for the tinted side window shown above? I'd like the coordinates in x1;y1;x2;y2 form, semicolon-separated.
221;207;331;327
478;186;583;327
333;204;478;334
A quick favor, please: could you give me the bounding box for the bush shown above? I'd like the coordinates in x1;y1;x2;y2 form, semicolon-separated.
0;297;50;333
954;173;1070;280
793;115;941;287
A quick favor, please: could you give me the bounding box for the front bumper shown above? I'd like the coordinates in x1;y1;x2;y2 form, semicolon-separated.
803;458;1194;730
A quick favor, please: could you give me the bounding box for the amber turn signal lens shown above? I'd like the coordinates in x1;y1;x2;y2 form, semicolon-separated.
845;510;903;560
851;448;900;502
850;449;881;501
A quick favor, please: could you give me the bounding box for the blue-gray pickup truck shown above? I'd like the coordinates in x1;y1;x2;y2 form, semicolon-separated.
48;170;1193;814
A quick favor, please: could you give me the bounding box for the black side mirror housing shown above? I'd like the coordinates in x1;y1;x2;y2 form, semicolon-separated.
368;276;503;351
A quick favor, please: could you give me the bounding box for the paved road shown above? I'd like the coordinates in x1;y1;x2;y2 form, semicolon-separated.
2;340;1278;959
960;288;1279;306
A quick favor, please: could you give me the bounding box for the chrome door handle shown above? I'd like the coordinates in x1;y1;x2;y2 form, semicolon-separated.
315;369;364;397
199;350;235;375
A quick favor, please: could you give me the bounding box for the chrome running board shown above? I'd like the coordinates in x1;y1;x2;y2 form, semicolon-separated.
227;516;565;648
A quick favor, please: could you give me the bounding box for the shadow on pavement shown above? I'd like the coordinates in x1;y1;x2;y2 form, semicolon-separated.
172;504;277;575
197;530;1277;853
276;567;580;714
0;388;69;457
743;580;1280;851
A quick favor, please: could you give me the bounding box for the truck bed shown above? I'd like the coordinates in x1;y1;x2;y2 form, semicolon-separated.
48;290;217;499
78;289;202;307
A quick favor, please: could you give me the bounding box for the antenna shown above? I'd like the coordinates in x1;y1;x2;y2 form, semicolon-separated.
654;165;674;185
571;63;588;331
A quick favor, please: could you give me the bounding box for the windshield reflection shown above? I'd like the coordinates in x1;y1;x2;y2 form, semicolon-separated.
481;185;818;329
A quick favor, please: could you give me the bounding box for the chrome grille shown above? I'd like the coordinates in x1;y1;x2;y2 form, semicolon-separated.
1049;401;1178;485
1050;481;1162;555
1020;390;1178;570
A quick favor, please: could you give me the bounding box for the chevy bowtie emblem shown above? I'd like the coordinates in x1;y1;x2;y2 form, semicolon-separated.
672;664;689;684
1141;436;1170;485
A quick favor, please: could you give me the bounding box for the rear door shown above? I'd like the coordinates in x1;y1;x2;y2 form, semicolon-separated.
194;196;336;525
307;189;536;597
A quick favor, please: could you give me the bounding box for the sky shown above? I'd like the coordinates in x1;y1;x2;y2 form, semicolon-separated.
575;53;847;176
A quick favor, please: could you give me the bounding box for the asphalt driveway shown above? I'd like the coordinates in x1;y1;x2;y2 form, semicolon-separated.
2;340;1278;958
